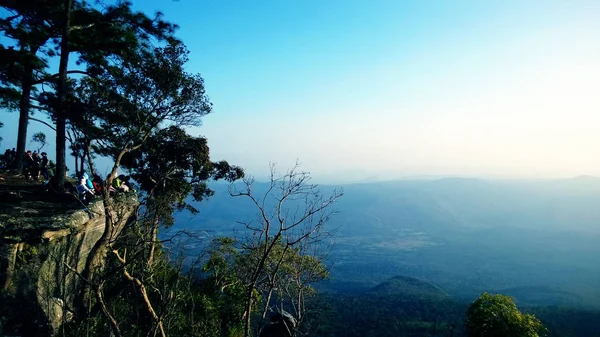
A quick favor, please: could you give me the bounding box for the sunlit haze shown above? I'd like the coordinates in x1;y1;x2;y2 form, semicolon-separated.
3;0;600;182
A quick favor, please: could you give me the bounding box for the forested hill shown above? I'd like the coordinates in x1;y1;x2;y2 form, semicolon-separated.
304;276;462;337
305;276;600;337
171;177;600;308
366;276;448;301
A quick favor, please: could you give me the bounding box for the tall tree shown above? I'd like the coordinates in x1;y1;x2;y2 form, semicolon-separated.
120;125;244;266
64;43;215;331
0;1;55;171
49;0;178;187
53;0;72;183
1;0;178;183
2;2;249;336
94;127;244;336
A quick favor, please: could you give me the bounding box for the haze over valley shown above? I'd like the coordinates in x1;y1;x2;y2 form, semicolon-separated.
169;176;600;308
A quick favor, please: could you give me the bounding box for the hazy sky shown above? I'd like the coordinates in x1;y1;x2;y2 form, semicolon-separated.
2;0;600;182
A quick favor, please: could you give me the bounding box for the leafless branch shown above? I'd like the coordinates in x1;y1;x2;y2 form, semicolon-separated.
228;163;343;337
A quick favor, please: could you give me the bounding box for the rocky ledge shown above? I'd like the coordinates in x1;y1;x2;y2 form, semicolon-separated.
0;182;137;335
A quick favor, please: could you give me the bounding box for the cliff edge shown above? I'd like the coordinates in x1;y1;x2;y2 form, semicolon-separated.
0;185;136;335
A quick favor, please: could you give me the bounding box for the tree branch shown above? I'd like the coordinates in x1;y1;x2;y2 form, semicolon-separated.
112;249;167;337
30;104;53;113
29;117;56;131
96;281;123;337
33;70;97;85
63;263;122;336
70;23;96;31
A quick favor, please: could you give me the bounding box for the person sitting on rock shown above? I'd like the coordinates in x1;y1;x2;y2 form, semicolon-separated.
118;175;130;193
111;175;122;193
76;177;95;204
92;175;104;194
82;172;94;191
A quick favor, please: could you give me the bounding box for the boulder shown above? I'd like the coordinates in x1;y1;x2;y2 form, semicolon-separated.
259;310;297;337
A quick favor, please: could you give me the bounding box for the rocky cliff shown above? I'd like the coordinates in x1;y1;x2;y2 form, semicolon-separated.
0;194;136;335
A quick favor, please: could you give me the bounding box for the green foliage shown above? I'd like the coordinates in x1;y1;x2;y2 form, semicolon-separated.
256;240;330;304
201;237;248;335
59;227;245;337
1;0;180;180
1;4;334;337
300;282;600;337
15;244;40;267
69;42;209;155
465;292;546;337
203;236;331;335
121;125;243;227
304;290;464;337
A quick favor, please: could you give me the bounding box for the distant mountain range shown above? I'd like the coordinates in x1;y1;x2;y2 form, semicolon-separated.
168;177;600;308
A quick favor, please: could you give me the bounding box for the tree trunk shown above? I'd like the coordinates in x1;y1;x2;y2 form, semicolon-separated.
297;289;303;323
15;53;33;172
95;282;122;337
244;288;254;337
79;148;129;309
79;154;84;176
147;215;159;266
74;155;78;178
244;232;282;337
54;0;72;187
262;286;275;320
82;197;113;278
85;142;96;177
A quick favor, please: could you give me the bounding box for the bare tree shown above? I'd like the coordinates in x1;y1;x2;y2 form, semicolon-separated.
229;163;343;337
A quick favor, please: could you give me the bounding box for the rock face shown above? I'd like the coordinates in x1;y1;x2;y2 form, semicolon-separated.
0;196;136;335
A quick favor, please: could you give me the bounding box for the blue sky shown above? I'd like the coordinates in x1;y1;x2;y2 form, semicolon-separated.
2;0;600;182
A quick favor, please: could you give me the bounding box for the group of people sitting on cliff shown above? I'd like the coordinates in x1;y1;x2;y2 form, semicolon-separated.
75;172;134;204
2;148;135;205
1;148;51;182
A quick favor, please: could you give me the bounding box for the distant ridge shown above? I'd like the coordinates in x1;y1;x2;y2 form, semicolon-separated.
496;286;587;307
571;175;600;180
